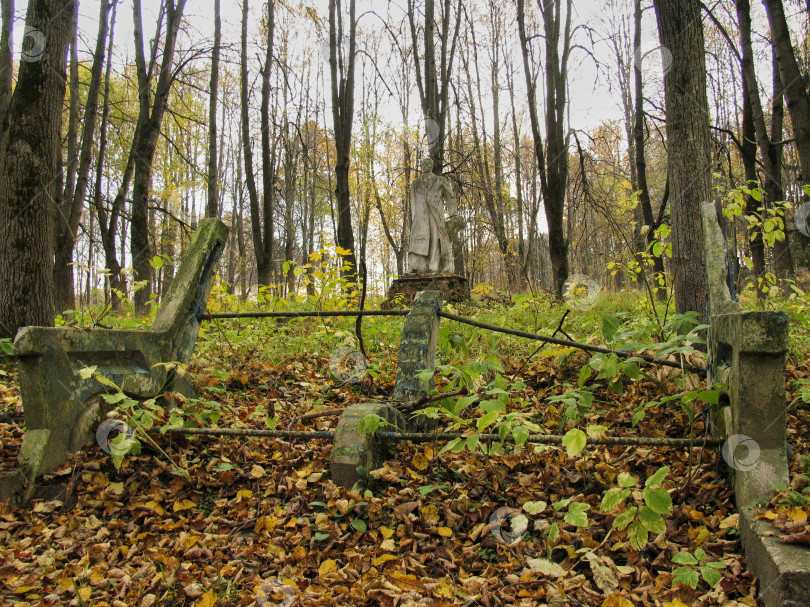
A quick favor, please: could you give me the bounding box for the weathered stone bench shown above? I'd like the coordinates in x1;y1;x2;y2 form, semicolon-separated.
0;218;228;503
701;203;809;606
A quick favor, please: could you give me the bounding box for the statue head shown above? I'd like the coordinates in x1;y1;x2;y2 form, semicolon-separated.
420;157;434;173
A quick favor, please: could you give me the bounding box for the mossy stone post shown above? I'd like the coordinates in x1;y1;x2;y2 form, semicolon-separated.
392;290;443;403
330;290;443;488
702;203;809;607
2;219;228;504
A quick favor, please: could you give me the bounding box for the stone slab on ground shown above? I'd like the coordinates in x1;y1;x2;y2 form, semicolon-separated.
740;507;810;607
382;274;468;309
330;403;407;488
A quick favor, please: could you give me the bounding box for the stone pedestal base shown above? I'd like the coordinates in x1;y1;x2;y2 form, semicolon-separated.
382;274;469;309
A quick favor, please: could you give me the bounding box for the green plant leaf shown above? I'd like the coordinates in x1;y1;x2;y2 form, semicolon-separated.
564;502;589;527
618;472;636;488
351;519;367;533
628;521;648;550
601;488;631;512
645;466;670;488
643;487;672;514
562;428;587;457
637;505;666;534
613;506;637;530
672;566;699;589
700;565;723;587
672;551;699;565
478;411;499;432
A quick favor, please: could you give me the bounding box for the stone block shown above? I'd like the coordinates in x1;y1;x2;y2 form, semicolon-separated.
740;507;810;607
382;274;468;309
330;403;406;488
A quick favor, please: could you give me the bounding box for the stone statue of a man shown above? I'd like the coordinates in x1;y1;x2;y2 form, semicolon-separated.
407;157;462;274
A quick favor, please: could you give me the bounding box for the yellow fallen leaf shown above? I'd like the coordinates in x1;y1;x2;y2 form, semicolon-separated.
180;536;200;550
78;586;92;601
663;600;689;607
195;589;218;607
602;594;634;607
173;499;196;512
145;500;165;515
432;581;455;599
250;465;266;478
235;489;253;502
787;507;808;522
318;559;338;577
411;453;429;471
380;526;394;539
372;554;398;566
239;374;249;385
421;504;439;525
437;526;453;537
691;525;711;546
13;586;38;594
756;510;777;520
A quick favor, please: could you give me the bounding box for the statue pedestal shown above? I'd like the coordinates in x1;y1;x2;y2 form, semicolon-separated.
382;274;469;309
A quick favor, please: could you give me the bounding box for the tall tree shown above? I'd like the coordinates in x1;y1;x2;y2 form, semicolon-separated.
517;0;573;298
652;0;710;316
240;0;277;287
0;0;12;169
53;0;112;313
737;0;791;278
762;0;810;183
632;0;667;294
329;0;358;281
406;0;462;174
0;0;78;338
131;0;187;315
94;0;123;312
206;0;221;218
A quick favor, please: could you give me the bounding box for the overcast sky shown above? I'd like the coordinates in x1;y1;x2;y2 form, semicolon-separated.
8;0;677;132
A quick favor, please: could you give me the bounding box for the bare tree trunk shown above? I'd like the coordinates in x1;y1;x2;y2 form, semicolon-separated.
737;0;791;279
206;0;221;218
763;0;810;182
329;0;358;283
0;0;77;338
94;1;122;312
517;0;571;298
131;0;187;315
652;0;709;316
53;0;112;314
0;0;13;174
259;0;276;286
633;0;667;296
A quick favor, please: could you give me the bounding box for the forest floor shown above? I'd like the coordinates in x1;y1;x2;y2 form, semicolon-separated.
1;295;810;606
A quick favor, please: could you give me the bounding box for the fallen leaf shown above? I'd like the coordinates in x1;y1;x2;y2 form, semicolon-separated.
318;559;338;577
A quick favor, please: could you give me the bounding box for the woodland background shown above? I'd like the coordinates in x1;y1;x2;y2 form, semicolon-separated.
0;0;810;337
